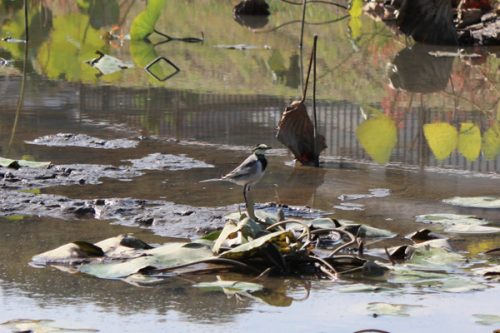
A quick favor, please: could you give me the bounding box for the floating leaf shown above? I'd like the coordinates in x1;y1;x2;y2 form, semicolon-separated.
0;319;98;333
80;242;214;279
416;213;499;233
94;234;152;258
220;230;294;260
340;220;395;238
338;283;392;293
31;241;104;266
473;314;500;325
482;124;500;160
471;265;500;281
457;122;481;161
423;122;458;160
0;156;51;169
437;277;488;293
443;196;500;209
194;280;264;293
367;302;422;317
356;114;397;164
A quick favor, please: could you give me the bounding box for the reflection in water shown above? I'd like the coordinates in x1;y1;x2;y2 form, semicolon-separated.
388;44;455;93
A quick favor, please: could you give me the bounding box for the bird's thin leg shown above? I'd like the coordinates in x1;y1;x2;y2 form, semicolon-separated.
244;185;256;220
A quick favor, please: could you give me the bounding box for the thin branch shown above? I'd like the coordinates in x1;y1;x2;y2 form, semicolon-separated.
280;0;348;10
253;15;350;34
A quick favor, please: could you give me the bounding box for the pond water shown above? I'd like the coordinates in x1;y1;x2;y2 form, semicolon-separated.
1;1;499;332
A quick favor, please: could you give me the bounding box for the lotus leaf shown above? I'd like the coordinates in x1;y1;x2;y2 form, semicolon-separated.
80;242;214;279
442;196;500;209
457;122;481;161
0;156;51;169
356;114;397;164
220;230;294;260
194;280;264;293
482;124;500;160
367;302;422;317
423;122;458;160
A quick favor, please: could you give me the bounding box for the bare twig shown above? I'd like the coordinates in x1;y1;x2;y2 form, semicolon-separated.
280;0;348;10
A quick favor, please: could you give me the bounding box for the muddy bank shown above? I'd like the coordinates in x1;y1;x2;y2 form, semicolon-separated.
0;189;326;238
27;133;139;149
1;152;325;238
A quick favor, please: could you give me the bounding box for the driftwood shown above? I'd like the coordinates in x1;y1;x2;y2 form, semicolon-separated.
276;100;326;165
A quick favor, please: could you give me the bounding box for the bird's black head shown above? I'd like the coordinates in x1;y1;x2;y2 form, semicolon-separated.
253;144;271;155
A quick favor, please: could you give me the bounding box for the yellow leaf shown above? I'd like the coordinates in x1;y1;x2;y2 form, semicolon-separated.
423;122;458;161
349;0;363;18
482;124;500;160
348;17;362;40
458;122;481;162
356;114;397;164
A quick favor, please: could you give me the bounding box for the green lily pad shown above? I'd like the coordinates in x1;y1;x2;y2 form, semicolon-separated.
437;277;488;293
471;265;500;281
473;314;500;325
367;302;422;317
416;214;499;234
194;280;264;293
94;234;152;258
0;156;51;169
340;219;395;238
31;241;104;265
220;230;294;260
80;242;214;279
442;196;500;209
0;319;98;333
338;283;392;293
212;217;265;254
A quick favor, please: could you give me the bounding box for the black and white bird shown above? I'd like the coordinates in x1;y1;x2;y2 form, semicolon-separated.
202;144;272;203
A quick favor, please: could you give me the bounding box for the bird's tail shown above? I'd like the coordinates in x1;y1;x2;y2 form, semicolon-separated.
199;178;223;183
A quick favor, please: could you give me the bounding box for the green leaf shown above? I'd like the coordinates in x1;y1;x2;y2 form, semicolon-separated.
482;124;500;160
457;122;481;161
367;302;422;317
194;280;264;293
473;314;500;326
80;242;214;279
356;114;397;164
130;0;166;40
416;213;499;234
32;241;104;265
442;196;500;209
423;122;458;161
0;156;51;169
220;230;293;260
349;0;363;18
